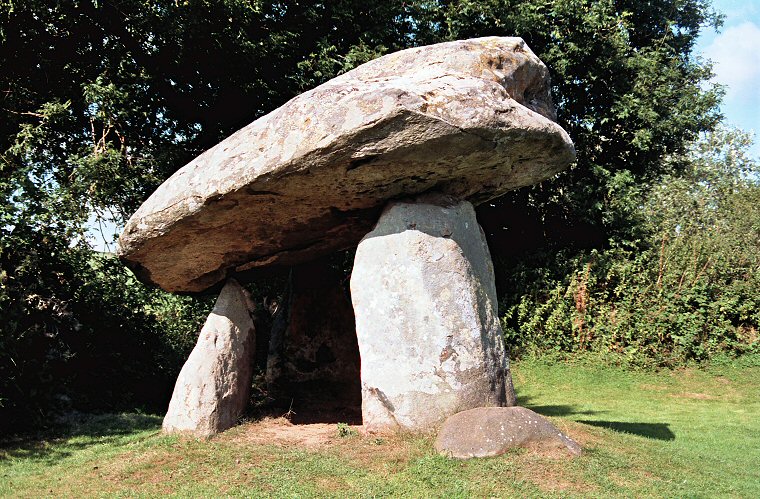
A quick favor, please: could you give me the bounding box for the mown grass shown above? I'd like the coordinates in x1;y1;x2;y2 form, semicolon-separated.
2;358;759;497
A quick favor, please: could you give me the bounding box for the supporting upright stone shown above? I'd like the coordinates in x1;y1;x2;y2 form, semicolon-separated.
351;195;516;432
163;279;255;437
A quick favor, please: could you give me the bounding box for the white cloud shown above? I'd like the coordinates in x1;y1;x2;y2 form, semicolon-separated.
703;21;760;105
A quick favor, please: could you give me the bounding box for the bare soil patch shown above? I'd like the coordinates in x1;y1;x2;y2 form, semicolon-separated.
224;417;362;448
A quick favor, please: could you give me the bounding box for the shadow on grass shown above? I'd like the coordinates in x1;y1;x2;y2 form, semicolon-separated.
0;412;162;464
526;404;603;417
577;420;675;441
517;394;602;417
515;394;674;440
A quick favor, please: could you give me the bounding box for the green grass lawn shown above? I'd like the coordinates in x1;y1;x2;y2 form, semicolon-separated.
2;358;759;497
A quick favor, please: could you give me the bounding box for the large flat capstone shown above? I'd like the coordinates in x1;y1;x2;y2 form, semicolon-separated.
118;37;575;293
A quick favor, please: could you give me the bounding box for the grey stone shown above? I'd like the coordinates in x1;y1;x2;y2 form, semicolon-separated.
117;37;575;293
350;195;516;432
435;406;582;459
162;279;255;437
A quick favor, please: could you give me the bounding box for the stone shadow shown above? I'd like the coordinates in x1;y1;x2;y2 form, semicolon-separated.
259;380;363;425
516;394;674;440
516;394;602;417
576;420;675;441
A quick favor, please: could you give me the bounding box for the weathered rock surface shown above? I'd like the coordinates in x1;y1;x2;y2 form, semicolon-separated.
435;406;582;459
266;257;361;410
162;279;255;437
350;196;516;432
118;37;575;293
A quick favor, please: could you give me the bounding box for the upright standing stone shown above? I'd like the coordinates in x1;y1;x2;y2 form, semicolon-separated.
163;279;256;437
351;195;516;432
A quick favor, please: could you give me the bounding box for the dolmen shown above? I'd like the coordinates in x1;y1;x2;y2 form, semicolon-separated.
117;37;575;438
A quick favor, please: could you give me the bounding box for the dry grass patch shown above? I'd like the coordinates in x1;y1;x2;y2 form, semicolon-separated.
223;417;344;448
101;447;185;485
669;391;717;400
223;417;427;476
327;430;428;475
518;456;596;494
639;383;669;391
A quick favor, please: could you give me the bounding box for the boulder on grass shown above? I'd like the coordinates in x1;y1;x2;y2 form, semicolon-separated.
435;406;582;459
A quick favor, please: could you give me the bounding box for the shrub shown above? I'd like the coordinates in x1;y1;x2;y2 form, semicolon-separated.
500;129;760;366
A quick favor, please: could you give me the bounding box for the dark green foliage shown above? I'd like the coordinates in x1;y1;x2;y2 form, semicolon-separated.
0;0;751;430
0;240;212;431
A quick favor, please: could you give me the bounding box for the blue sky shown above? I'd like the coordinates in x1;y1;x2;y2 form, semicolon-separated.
696;0;760;158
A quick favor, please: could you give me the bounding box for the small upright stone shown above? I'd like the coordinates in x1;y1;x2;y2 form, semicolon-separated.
351;195;516;432
163;279;255;437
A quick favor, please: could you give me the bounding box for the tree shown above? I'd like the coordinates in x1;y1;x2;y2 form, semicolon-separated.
501;128;759;365
407;0;724;255
0;0;728;428
2;0;722;239
1;0;413;430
